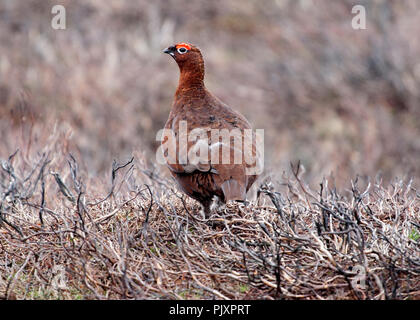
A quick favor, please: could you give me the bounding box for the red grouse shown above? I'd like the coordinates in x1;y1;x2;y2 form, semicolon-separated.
161;43;261;217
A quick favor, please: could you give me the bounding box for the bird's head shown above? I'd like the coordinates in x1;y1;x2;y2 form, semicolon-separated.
163;43;204;75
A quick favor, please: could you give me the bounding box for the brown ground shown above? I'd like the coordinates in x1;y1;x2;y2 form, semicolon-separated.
0;132;418;299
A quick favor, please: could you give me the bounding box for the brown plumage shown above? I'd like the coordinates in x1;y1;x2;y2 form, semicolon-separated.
162;43;261;217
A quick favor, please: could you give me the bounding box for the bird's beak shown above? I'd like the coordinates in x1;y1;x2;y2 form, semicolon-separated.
163;46;176;58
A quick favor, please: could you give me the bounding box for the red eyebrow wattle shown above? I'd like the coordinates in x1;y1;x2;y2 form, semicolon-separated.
175;43;191;51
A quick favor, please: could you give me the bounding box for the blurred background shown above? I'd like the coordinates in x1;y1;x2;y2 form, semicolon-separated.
0;0;419;188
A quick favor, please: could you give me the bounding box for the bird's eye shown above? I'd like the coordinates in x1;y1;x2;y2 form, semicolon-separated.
177;47;188;54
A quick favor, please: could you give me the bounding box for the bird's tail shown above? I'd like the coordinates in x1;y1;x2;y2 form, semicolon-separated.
221;179;246;202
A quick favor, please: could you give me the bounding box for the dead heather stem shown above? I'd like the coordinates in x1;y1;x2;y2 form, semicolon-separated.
0;144;418;300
